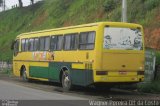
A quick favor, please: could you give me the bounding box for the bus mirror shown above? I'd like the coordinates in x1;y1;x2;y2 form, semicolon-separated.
11;40;15;50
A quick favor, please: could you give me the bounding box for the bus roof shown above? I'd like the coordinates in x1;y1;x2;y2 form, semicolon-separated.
17;22;142;37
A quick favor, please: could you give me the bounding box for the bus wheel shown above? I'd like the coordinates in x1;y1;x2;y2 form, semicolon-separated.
62;70;72;91
22;68;29;82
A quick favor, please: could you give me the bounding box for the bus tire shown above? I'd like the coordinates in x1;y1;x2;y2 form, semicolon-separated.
22;68;29;82
61;70;72;91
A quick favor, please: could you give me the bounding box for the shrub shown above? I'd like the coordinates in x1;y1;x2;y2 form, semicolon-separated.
156;51;160;65
138;80;160;93
144;0;160;11
103;0;119;12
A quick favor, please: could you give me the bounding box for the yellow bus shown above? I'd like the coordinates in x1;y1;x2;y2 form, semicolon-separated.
12;22;145;90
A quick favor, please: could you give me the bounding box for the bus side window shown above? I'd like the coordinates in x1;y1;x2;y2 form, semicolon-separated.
64;33;78;50
57;36;63;50
79;31;95;50
40;37;45;51
14;39;20;56
70;34;78;50
39;36;50;51
44;37;50;51
21;39;25;52
50;36;57;51
33;38;39;51
50;35;63;51
24;39;28;51
28;38;34;51
87;32;95;49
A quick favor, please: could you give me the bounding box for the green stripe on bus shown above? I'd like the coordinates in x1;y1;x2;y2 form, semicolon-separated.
29;62;93;86
71;69;93;86
29;66;49;79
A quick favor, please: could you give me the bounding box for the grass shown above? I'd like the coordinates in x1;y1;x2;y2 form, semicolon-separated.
0;0;160;93
0;0;160;60
156;51;160;65
0;1;160;94
138;79;160;93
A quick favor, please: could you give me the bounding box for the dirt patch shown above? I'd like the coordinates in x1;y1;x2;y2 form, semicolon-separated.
31;11;48;27
144;28;160;50
144;10;160;50
63;20;73;27
96;8;105;19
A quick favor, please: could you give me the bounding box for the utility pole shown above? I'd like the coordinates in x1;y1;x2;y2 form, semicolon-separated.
3;0;5;11
122;0;127;22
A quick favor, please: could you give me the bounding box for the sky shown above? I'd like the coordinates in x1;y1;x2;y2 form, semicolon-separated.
2;0;41;10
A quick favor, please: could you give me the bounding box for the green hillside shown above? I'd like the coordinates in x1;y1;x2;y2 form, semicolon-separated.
0;0;160;60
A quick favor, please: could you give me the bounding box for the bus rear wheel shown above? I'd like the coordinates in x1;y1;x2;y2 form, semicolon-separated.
62;70;72;91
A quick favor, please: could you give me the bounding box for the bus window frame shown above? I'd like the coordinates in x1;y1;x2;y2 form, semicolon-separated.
21;39;26;52
44;36;50;51
39;36;51;51
28;38;35;52
79;31;96;50
33;37;40;51
24;38;29;52
63;33;78;51
39;37;45;51
50;35;63;51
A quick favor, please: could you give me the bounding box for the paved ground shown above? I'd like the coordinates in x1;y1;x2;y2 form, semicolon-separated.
0;73;160;106
0;80;86;100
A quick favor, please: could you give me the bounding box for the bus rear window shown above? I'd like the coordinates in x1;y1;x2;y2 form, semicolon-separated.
103;27;143;50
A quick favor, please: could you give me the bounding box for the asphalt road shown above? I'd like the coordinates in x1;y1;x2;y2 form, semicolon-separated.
0;80;86;100
0;73;160;106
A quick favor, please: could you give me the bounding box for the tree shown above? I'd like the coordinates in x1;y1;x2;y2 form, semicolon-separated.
18;0;23;7
31;0;34;5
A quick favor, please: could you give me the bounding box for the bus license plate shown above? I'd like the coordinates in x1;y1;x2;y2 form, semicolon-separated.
119;71;127;75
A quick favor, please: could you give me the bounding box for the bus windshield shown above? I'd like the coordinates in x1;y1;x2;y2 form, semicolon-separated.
103;27;143;50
